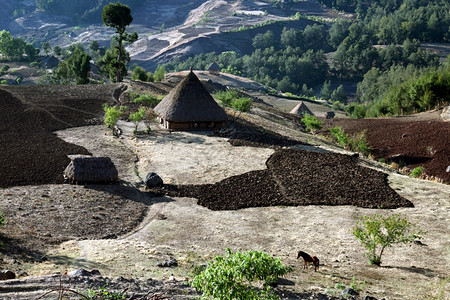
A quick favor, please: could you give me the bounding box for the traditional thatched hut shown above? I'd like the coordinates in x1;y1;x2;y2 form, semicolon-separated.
64;156;118;184
41;55;60;69
207;61;220;74
290;101;313;116
154;70;227;130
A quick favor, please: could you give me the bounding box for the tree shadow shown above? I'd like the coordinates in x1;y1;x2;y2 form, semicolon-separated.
382;265;438;278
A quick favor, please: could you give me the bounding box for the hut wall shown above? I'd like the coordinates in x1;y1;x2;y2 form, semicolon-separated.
164;120;226;131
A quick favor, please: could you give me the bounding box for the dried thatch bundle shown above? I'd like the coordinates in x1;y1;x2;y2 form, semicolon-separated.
64;156;118;184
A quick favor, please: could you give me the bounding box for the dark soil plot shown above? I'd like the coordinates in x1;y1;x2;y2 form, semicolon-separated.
157;149;413;210
0;184;148;256
0;86;116;188
322;117;450;184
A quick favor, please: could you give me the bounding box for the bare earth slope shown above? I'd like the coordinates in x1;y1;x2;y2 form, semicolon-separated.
0;84;449;299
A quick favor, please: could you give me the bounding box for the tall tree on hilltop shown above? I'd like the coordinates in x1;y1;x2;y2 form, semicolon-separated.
102;1;138;82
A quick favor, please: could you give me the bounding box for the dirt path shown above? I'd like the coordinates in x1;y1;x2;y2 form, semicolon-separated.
35;121;450;299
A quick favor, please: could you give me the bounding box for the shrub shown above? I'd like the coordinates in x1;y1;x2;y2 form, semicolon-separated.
352;214;424;265
103;104;126;129
0;209;6;226
410;166;425;178
191;248;292;300
350;130;371;156
301;114;323;134
131;66;148;81
129;107;147;132
30;61;41;68
213;89;240;107
329;126;349;147
231;97;252;112
153;65;166;82
329;127;371;156
132;93;163;107
83;286;126;299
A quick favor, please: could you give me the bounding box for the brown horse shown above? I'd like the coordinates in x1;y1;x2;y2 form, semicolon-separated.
297;251;319;271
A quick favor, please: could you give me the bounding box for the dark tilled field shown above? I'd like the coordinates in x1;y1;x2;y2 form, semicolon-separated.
0;86;117;188
322;117;450;184
156;149;413;210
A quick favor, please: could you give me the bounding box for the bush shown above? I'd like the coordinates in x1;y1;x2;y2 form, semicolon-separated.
350;130;371;156
352;214;424;265
410;166;425;178
231;97;252;112
329;126;349;147
153;65;166;82
132;93;163;108
191;248;292;300
0;209;6;226
329;127;371;156
129;107;147;132
214;89;240;107
103;103;126;129
131;66;153;82
301;114;323;134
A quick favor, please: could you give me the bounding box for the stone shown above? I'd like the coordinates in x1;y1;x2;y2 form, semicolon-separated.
0;270;16;280
145;172;163;188
68;268;101;277
342;287;359;297
446;165;450;173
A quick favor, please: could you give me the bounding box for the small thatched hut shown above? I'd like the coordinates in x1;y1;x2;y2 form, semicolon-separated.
41;55;60;69
154;70;227;130
290;102;313;116
207;62;220;74
64;156;118;184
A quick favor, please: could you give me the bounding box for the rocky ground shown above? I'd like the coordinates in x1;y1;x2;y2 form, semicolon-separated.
0;83;449;299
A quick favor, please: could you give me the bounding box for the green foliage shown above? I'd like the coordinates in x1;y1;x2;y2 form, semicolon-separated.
0;30;29;60
42;42;51;54
353;214;424;265
54;47;91;84
330;84;348;104
301;114;323;134
191;248;292;300
83;286;126;299
252;30;275;49
214;89;252;112
329;127;371;155
129;107;147;132
153;65;166;82
410;166;425;178
131;66;153;82
0;208;6;226
102;2;138;82
214;89;240;107
103;103;126;129
132;93;162;107
329;126;349;148
0;80;8;85
231;97;252;112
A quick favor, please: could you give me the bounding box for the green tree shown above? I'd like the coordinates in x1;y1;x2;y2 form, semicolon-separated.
331;85;348;104
353;214;424;266
153;65;166;82
131;65;150;81
24;43;39;61
103;103;126;130
102;2;138;82
54;47;91;84
42;41;51;55
320;80;332;100
54;45;62;56
252;30;275;49
191;248;292;300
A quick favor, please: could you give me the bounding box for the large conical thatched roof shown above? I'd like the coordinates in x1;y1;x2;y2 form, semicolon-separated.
154;70;227;122
290;101;313;116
